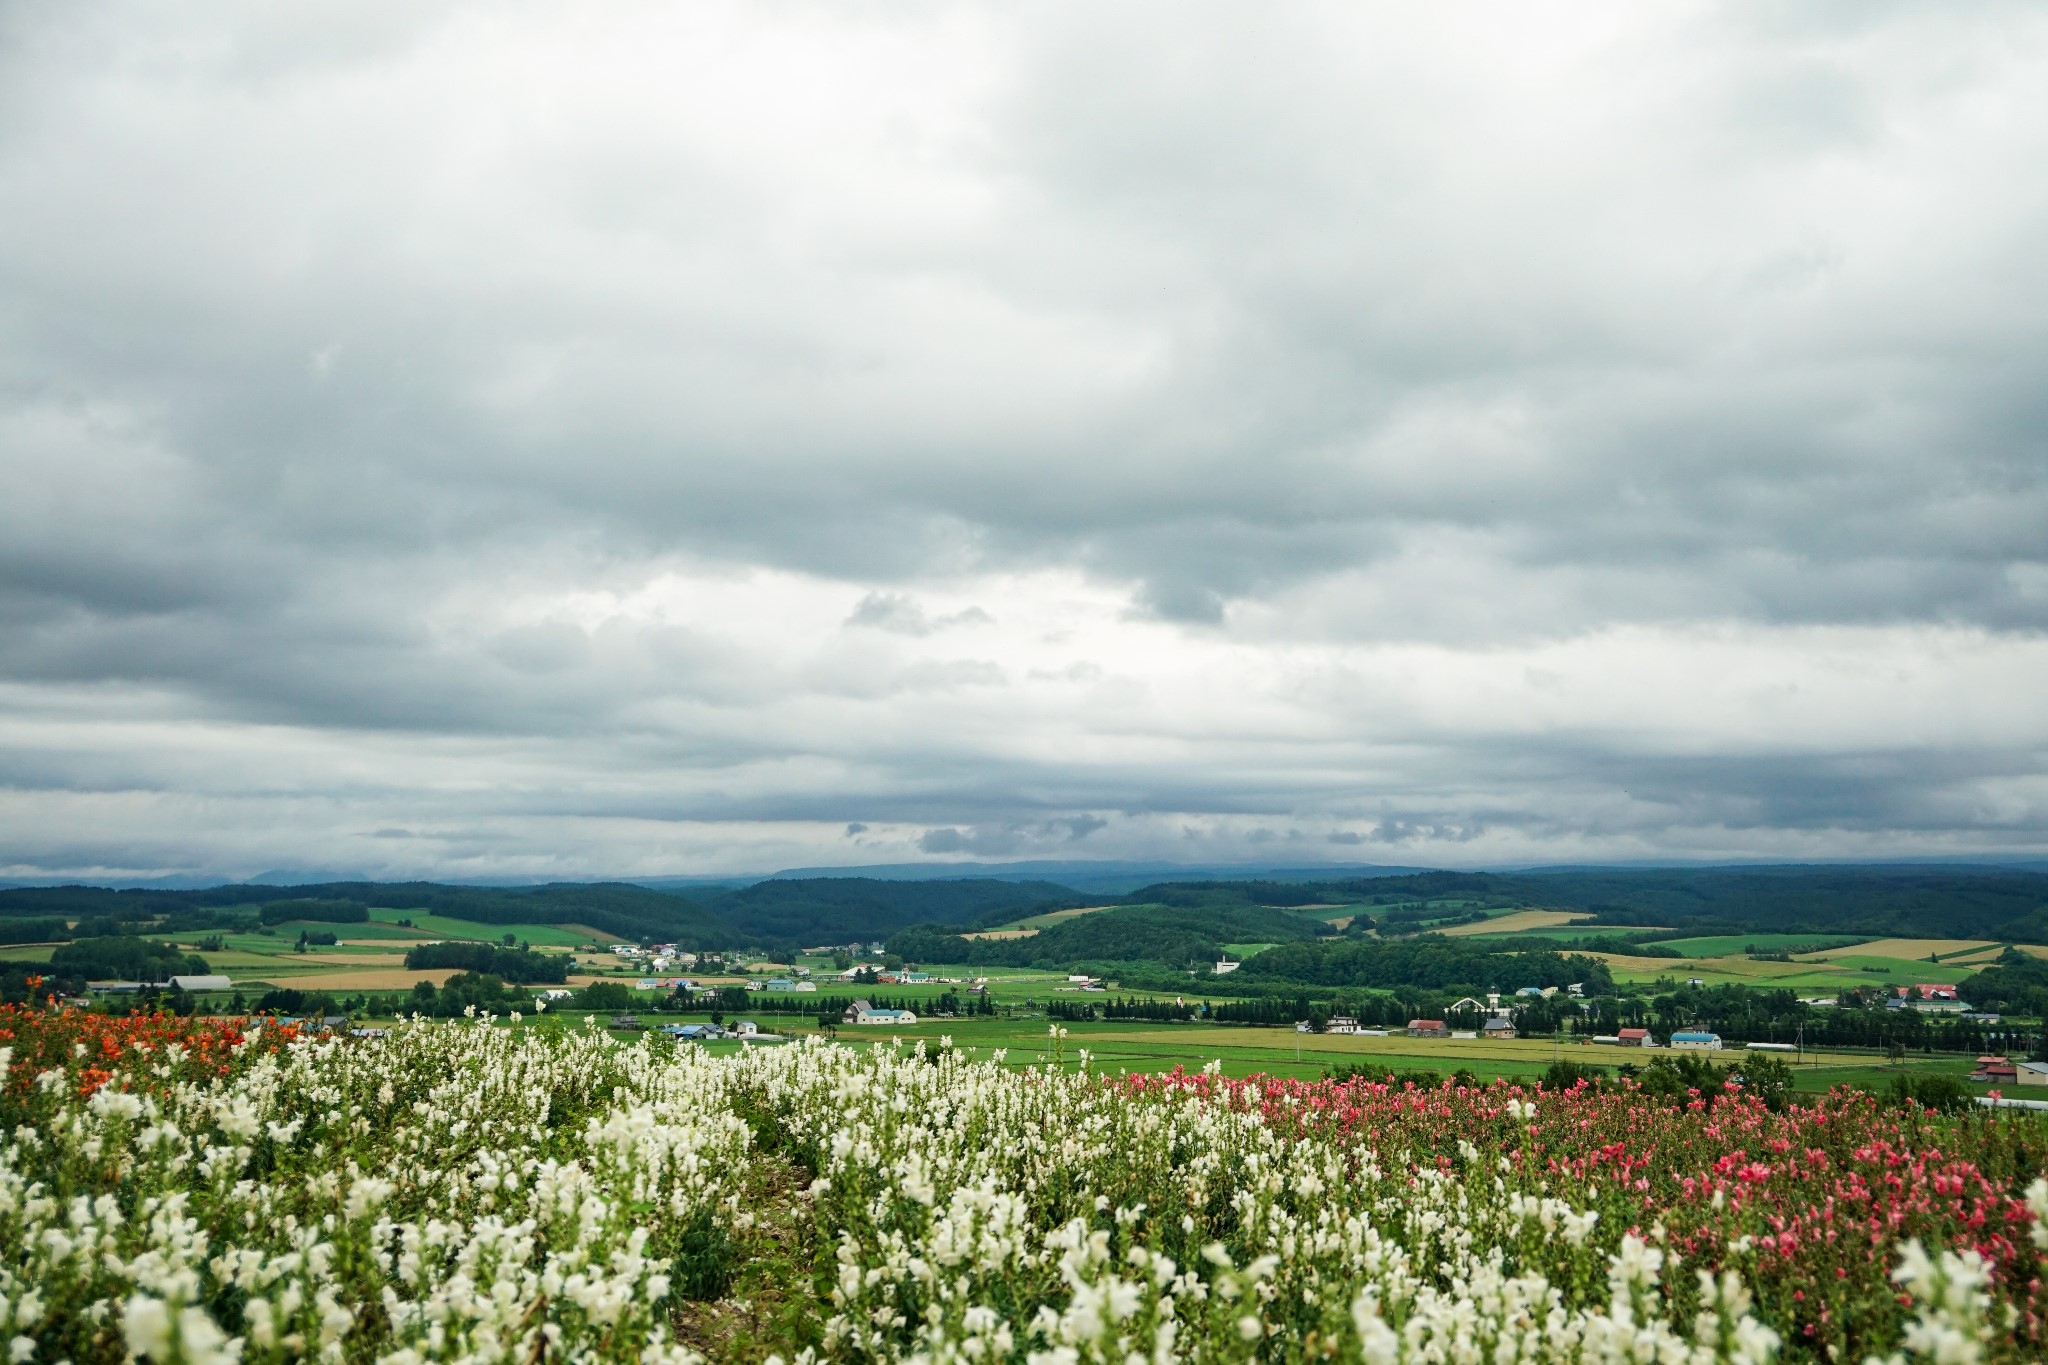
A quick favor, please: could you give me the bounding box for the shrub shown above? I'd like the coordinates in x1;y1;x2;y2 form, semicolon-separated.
1731;1053;1796;1111
47;935;208;982
402;941;569;983
1542;1059;1607;1091
1887;1072;1974;1114
0;917;70;944
574;981;639;1011
258;898;369;925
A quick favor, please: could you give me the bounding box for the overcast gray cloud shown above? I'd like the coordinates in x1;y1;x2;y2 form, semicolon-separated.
2;0;2046;881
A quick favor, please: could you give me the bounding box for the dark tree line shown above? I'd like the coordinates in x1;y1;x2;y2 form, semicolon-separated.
1235;937;1614;994
401;942;568;983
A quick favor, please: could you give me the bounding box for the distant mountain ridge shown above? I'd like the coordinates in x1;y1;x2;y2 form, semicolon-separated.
727;860;1436;896
5;862;2047;949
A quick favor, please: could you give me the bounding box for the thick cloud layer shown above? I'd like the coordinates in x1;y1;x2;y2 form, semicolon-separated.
2;1;2045;879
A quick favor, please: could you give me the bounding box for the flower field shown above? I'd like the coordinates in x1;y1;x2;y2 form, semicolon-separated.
4;1009;2048;1363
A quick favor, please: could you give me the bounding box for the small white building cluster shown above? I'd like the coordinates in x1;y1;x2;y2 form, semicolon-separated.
843;999;918;1025
608;943;700;972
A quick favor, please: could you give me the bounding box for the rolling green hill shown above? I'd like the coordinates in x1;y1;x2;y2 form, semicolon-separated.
0;881;737;948
886;902;1330;970
702;878;1083;944
1106;867;2048;944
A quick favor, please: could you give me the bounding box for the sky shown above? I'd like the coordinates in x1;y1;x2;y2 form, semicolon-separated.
3;1;2047;883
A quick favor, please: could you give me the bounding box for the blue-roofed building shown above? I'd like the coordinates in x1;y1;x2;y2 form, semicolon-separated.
844;999;918;1025
1670;1030;1722;1050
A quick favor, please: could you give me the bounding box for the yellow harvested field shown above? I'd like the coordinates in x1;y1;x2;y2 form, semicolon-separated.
2016;944;2048;960
1796;938;1997;962
1441;910;1590;937
1588;953;1863;984
1587;953;1706;973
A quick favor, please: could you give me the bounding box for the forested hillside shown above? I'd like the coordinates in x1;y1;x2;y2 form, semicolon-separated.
887;903;1330;969
1234;937;1614;994
5;863;2044;955
1110;866;2048;942
699;877;1081;943
1519;866;2048;939
0;881;737;947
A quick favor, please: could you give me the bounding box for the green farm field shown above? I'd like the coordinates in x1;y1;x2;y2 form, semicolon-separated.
611;1013;1995;1097
1448;917;2014;992
1001;904;1116;930
1648;933;1871;957
361;906;622;947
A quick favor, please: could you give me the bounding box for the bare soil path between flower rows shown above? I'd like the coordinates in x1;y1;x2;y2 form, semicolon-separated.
672;1156;823;1360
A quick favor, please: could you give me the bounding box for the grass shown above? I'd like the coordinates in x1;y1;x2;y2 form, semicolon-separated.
1815;956;1984;987
1586;932;2017;990
604;1013;1998;1096
1462;926;1656;943
1003;904;1117;930
1647;933;1870;957
1797;937;1997;965
1301;905;1369;924
361;906;615;948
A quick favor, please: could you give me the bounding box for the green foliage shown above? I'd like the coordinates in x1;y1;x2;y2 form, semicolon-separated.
253;987;339;1017
1634;1053;1735;1104
888;902;1326;970
0;880;736;949
1733;1054;1796;1111
1;964;76;1003
1119;882;1344;910
1524;867;2048;940
258;898;369;925
48;935;209;981
1235;937;1612;994
704;877;1082;942
1097;867;2048;943
1121;875;1502;913
72;916;151;938
574;981;640;1011
403;971;532;1017
1958;951;2048;1014
1542;1060;1608;1091
1886;1072;1974;1114
1322;1064;1478;1089
402;941;569;983
668;1205;738;1300
0;917;69;944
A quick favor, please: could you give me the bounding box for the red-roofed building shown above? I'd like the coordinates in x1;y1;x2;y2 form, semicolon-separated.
1617;1027;1651;1046
1890;984;1965;1014
1406;1019;1448;1038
